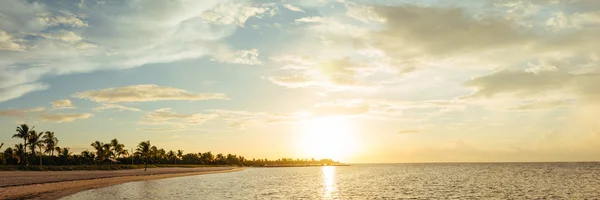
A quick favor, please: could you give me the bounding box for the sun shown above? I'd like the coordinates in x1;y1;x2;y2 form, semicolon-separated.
297;117;359;161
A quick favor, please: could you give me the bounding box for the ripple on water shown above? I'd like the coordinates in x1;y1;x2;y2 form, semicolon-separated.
62;163;600;200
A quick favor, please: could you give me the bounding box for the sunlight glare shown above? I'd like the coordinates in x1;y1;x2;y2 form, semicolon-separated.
298;117;359;161
322;166;336;198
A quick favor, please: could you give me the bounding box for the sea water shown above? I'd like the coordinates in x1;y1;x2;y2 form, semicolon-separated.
61;163;600;199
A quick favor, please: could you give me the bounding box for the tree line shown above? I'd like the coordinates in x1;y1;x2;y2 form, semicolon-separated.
0;124;338;170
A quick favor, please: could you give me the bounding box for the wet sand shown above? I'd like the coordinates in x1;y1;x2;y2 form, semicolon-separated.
0;167;242;200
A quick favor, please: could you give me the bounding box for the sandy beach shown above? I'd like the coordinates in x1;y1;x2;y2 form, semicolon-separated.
0;167;242;200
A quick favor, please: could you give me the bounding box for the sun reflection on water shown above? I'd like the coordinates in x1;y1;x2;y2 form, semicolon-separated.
322;166;336;199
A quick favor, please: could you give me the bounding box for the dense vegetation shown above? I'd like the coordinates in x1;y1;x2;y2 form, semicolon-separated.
0;124;338;170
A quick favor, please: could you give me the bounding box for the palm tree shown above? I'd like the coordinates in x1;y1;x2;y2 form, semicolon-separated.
158;148;166;164
167;150;176;164
58;147;73;164
42;131;58;156
60;148;72;157
149;146;158;163
54;147;62;155
110;138;127;158
91;141;111;163
136;141;152;171
118;148;129;159
216;153;225;165
13;124;33;165
28;131;44;166
176;150;183;164
13;144;26;164
80;150;95;164
239;156;245;166
201;151;215;164
4;147;18;164
226;154;239;165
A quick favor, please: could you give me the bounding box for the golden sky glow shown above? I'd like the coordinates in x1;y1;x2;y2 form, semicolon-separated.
1;0;600;163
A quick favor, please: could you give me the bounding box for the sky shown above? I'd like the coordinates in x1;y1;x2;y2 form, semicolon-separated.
1;0;600;163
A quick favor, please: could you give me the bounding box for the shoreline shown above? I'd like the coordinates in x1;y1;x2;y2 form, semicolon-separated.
0;167;243;200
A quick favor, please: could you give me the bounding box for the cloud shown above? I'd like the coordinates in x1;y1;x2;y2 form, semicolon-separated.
267;57;376;91
94;104;141;112
0;107;45;117
50;99;75;109
0;0;258;102
0;83;50;102
211;110;306;129
398;129;422;134
345;4;385;23
39;30;82;42
463;67;600;105
464;70;574;98
311;100;370;116
493;0;544;24
368;3;600;75
138;127;186;132
37;12;88;27
270;2;600;95
546;11;600;31
283;4;305;12
38;113;92;122
307;99;464;120
139;108;307;130
508;100;567;111
295;16;323;23
201;2;273;26
0;30;24;51
266;75;315;88
370;5;530;72
265;10;392;91
73;84;228;103
211;49;263;65
141;108;216;125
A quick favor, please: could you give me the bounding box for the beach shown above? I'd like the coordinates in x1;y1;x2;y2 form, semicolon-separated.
0;167;242;200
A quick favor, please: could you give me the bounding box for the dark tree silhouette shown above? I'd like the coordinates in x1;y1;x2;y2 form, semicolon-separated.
136;141;152;171
13;124;33;165
42;131;58;156
28;131;44;166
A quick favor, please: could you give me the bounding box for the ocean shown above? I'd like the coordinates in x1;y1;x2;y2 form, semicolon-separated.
61;163;600;199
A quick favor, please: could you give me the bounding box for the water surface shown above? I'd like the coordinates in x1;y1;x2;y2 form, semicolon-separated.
62;163;600;199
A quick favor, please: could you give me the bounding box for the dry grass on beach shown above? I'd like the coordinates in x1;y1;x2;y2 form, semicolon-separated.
0;167;242;200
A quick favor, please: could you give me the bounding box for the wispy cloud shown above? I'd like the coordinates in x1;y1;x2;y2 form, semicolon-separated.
508;100;568;111
73;84;229;103
211;49;263;65
140;108;216;126
38;113;92;122
283;4;305;12
37;12;88;27
201;2;274;26
295;16;323;23
94;104;141;112
0;107;45;117
139;108;307;131
0;30;24;51
50;99;75;109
